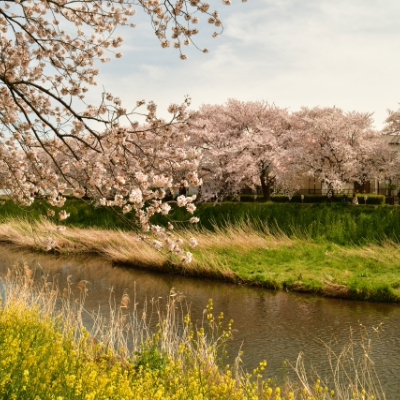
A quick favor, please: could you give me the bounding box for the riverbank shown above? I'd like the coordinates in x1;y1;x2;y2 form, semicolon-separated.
1;216;400;302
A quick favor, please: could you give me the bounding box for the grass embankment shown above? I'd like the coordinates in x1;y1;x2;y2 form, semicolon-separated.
0;265;385;400
1;200;400;302
159;202;400;246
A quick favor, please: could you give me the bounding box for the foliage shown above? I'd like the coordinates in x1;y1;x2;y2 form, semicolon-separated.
0;198;398;245
2;198;400;302
225;194;265;202
0;305;248;400
3;215;400;302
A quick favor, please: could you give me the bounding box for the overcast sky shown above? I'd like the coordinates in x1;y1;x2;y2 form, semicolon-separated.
93;0;400;129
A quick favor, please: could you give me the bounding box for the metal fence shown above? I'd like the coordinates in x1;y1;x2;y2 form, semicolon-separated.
248;187;399;204
296;188;397;196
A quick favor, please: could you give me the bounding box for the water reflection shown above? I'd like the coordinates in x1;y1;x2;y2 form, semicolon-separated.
1;246;399;396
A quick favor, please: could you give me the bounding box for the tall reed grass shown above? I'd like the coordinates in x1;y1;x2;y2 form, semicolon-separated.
160;203;400;246
0;263;386;399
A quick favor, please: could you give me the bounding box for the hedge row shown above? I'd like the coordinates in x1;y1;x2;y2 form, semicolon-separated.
227;194;386;205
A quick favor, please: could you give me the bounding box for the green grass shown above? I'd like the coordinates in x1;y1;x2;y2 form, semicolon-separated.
0;197;138;230
189;228;400;302
156;202;400;246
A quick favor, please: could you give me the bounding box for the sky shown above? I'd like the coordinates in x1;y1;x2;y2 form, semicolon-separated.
92;0;400;129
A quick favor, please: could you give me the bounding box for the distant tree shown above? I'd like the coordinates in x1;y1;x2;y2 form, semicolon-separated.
191;99;298;200
189;102;240;199
384;106;400;135
379;106;400;181
289;107;377;194
354;134;392;188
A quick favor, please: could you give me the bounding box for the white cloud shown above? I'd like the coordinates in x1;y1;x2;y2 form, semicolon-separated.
92;0;400;128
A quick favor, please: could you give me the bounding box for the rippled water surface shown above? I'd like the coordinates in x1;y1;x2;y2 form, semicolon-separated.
1;247;399;397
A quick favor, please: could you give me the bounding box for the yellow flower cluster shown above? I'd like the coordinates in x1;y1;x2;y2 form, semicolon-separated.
0;295;380;400
0;304;276;400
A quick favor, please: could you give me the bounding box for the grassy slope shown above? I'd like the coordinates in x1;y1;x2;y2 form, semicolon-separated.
191;229;400;301
1;199;400;302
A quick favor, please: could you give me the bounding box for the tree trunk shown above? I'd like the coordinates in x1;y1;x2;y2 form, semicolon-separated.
260;173;271;201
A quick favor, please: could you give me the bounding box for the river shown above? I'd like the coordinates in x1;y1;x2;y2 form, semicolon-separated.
1;246;399;397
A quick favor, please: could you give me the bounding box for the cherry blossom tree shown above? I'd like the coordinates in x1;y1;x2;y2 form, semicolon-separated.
353;133;393;189
288;107;378;195
377;106;400;185
191;101;390;200
384;105;400;136
0;0;239;257
191;99;300;200
189;102;238;200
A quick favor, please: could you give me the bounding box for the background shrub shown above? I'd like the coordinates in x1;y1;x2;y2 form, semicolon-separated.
225;194;385;205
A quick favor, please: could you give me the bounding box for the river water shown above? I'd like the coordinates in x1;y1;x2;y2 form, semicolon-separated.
1;247;399;397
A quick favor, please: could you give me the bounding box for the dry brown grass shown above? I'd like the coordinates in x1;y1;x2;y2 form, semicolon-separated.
0;218;166;269
188;222;293;251
292;325;386;400
0;219;294;281
338;241;400;264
